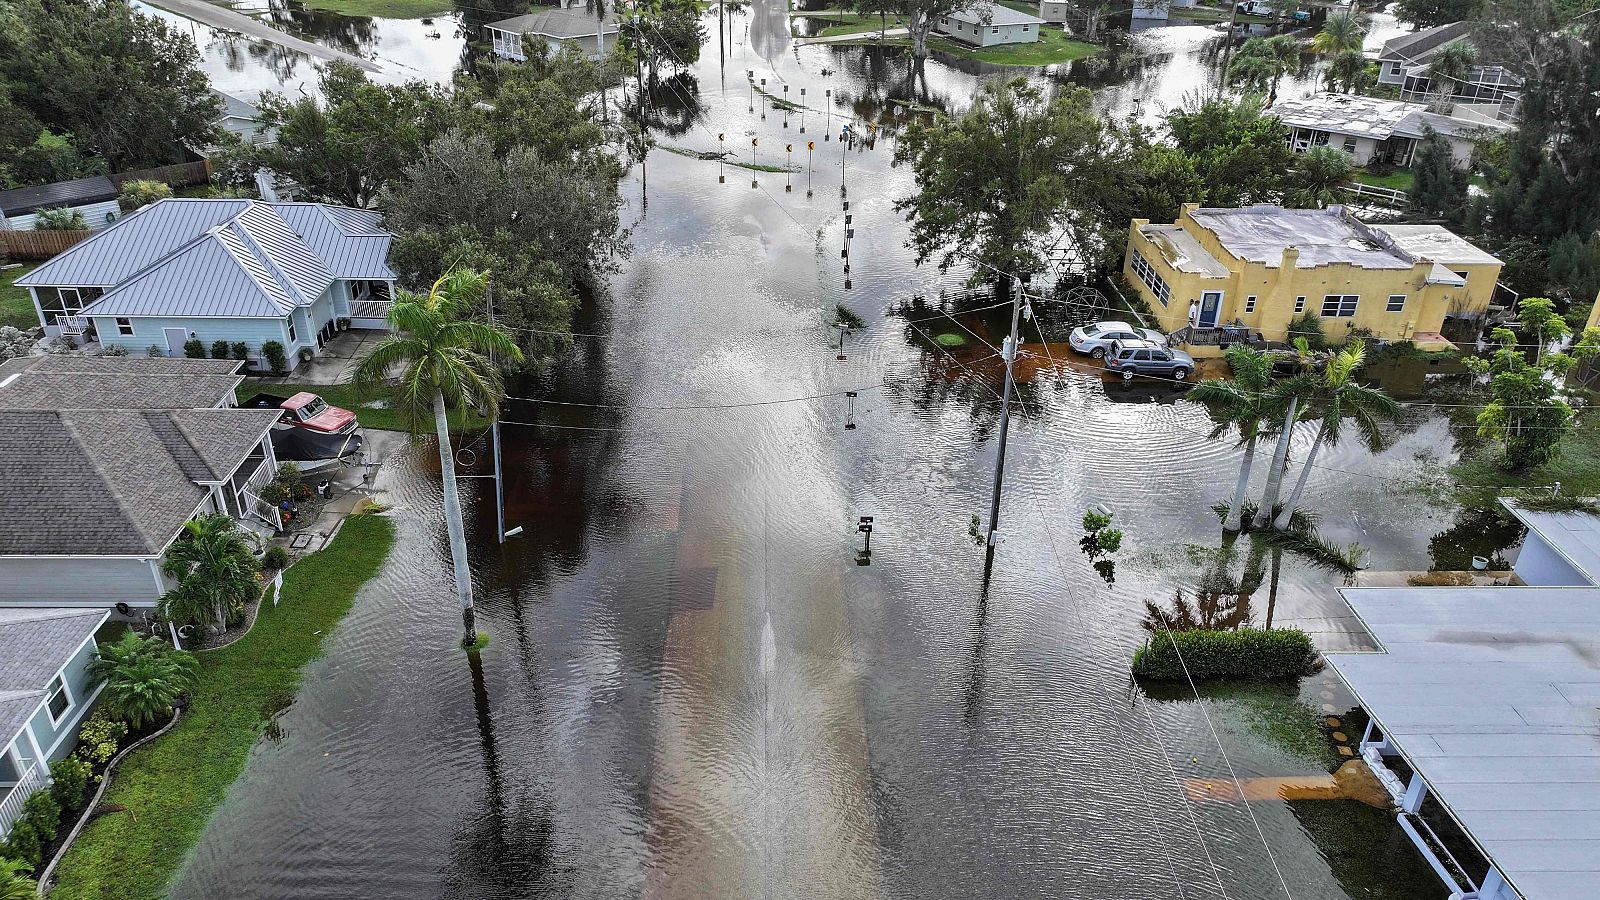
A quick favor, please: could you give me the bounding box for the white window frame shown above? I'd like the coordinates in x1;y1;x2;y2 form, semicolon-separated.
1294;296;1306;313
1321;294;1359;318
287;319;298;343
45;674;72;726
115;317;134;336
1386;294;1406;312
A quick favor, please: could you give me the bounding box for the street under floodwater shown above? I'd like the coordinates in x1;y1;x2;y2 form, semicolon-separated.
165;1;1504;898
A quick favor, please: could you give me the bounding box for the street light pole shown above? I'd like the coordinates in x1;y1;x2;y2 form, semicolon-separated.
984;275;1025;562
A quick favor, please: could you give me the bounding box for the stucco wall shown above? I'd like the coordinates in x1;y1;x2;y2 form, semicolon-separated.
1513;533;1591;587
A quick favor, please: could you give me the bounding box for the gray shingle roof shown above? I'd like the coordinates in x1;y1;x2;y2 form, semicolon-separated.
948;2;1044;26
2;356;243;377
0;176;119;217
15;198;393;318
0;607;107;740
0;407;280;556
1377;21;1474;63
488;5;620;39
0;373;244;410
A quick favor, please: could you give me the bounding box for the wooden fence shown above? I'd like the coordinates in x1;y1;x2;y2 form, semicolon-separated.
110;159;212;189
0;228;92;259
1339;181;1408;209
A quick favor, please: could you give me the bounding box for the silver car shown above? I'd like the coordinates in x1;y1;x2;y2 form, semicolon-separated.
1068;321;1167;359
1105;339;1196;381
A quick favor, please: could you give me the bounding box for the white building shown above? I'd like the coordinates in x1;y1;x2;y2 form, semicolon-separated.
486;1;621;61
1377;22;1520;121
1269;92;1510;171
935;2;1044;47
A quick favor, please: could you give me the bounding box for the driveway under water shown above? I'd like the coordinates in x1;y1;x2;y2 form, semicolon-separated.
167;2;1491;899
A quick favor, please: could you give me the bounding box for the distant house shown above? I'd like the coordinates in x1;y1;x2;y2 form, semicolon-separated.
0;607;110;841
1377;22;1519;119
935;3;1043;46
0;176;120;232
1039;0;1069;23
1123;203;1503;353
0;356;284;613
1269;92;1510;171
210;89;278;149
486;1;620;61
15;198;396;367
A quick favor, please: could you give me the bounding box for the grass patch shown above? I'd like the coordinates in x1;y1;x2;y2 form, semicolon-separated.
935;332;965;347
1353;168;1415;192
793;11;890;38
1;262;40;330
295;0;450;17
1447;410;1600;510
837;26;1098;66
47;514;396;900
235;380;486;433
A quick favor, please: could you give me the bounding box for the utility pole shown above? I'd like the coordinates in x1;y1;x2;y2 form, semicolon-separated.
984;275;1025;566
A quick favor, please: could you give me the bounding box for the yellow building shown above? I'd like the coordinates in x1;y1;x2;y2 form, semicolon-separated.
1123;204;1503;356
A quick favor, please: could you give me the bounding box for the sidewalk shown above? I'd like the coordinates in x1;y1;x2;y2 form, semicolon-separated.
794;27;908;45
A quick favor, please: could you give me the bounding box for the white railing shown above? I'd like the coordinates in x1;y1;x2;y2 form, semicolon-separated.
0;762;45;838
1340;181;1408;208
58;315;91;336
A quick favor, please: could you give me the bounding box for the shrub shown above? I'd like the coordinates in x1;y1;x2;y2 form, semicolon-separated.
1286;311;1328;350
2;817;40;868
49;755;93;810
231;341;248;361
74;712;128;768
1131;627;1318;680
102;343;128;357
33;207;87;230
262;340;287;374
1097;528;1123;552
0;858;37;897
147;344;165;358
0;326;36;362
210;340;230;360
88;632;199;728
117;179;173;211
262;545;290;570
1082;509;1112;532
183;337;204;358
22;789;60;844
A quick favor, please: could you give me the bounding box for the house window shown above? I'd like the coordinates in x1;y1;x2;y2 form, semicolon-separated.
115;317;134;336
287;320;297;343
1021;25;1029;31
1244;295;1257;313
1130;251;1172;307
991;27;1000;33
46;674;70;723
1322;294;1359;318
1294;296;1306;313
1342;137;1357;154
1386;294;1406;312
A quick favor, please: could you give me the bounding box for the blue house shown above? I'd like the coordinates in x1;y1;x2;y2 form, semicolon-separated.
0;607;110;841
16;198;397;372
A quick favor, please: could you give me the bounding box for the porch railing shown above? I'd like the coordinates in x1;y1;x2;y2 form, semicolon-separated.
0;762;45;838
57;315;92;336
1168;325;1265;348
1340;182;1408;208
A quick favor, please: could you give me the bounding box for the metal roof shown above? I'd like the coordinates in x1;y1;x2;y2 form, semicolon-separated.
1330;586;1600;900
1504;501;1600;584
487;5;620;39
17;198;393;318
0;608;108;741
0;176;119;217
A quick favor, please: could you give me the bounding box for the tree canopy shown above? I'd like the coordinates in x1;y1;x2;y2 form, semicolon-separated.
1395;0;1486;27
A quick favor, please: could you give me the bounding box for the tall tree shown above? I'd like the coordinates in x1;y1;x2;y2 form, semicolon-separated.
256;62;455;208
1395;0;1486;28
157;515;261;634
894;80;1112;294
904;0;976;59
0;0;219;175
1228;36;1301;102
1271;341;1403;529
1285;146;1352;208
1166;95;1297;207
1312;12;1365;59
1408;127;1468;220
1253;339;1319;529
351;271;524;648
1189;347;1276;531
1424;40;1479;109
1465;324;1600;470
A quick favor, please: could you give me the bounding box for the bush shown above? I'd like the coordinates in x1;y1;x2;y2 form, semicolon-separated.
0;326;37;362
117;179;173;212
262;340;287;374
1286;311;1328;351
210;340;230;360
262;545;290;570
22;789;60;846
183;337;204;358
0;858;37;896
33;207;87;230
1097;528;1123;552
74;712;128;768
102;343;128;357
1131;627;1318;680
1082;509;1112;532
2;816;41;868
88;632;199;729
147;344;165;358
49;755;93;810
231;341;248;361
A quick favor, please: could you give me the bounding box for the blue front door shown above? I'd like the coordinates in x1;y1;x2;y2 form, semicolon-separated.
1199;292;1222;328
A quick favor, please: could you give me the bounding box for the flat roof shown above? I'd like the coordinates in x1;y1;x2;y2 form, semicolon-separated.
1187;205;1413;269
1374;224;1503;268
1503;501;1600;584
1138;224;1229;277
1329;586;1600;900
1269;92;1509;142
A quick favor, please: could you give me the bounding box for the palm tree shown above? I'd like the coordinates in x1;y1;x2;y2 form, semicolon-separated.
158;514;260;634
1252;339;1320;530
1189;346;1275;531
1424;40;1478;110
352;270;523;648
88;631;200;729
1312;12;1364;59
1228;46;1280;99
1288;145;1353;208
1271;341;1403;529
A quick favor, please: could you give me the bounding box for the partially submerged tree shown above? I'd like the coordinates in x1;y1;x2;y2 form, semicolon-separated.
1466;325;1600;469
1189;346;1277;531
903;0;976;59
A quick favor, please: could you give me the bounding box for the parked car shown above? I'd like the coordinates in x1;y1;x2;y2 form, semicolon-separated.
1105;339;1195;381
1068;321;1167;359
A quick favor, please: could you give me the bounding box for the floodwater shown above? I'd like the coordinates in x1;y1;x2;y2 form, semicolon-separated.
168;2;1494;898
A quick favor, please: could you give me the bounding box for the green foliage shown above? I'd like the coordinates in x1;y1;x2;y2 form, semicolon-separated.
261;340;287;375
89;631;199;729
834;304;865;330
3;129;104;188
117;179;172;212
1131;627;1318;679
1166;95;1297;208
620;0;705;80
74;712;128;769
209;340;230;361
157;515;260;633
101;344;127;357
1463;324;1587;469
262;545;291;570
1285;146;1352;209
1409;128;1468;222
230;341;248;361
22;790;59;845
33;207;87;230
0;858;37;900
1396;0;1484;27
1097;528;1123;552
50;755;94;810
48;515;396;900
182;337;203;359
1311;13;1364;59
1227;35;1300;103
1547;232;1600;303
1082;508;1113;532
1286;311;1328;350
1;816;40;869
145;345;163;358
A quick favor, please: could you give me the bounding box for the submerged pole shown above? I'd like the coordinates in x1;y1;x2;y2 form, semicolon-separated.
984;276;1024;559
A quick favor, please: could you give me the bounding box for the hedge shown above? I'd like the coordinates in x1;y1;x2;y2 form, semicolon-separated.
1132;627;1318;680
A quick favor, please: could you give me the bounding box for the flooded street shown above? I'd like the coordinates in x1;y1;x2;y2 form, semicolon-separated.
170;1;1486;897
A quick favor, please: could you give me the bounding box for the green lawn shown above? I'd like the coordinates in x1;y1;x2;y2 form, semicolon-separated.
47;514;397;900
235;381;486;433
1;262;40;330
1447;408;1600;511
1352;168;1415;192
847;26;1098;66
297;0;450;17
